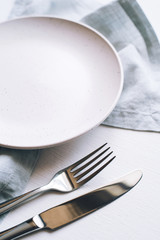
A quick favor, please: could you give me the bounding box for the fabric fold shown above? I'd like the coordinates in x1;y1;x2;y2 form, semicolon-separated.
81;0;160;131
0;148;39;222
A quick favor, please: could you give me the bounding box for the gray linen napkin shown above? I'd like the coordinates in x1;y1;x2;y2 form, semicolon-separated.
82;0;160;131
8;0;160;132
0;148;39;222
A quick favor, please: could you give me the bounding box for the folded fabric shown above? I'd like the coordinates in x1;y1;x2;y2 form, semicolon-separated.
82;0;160;131
0;148;39;222
9;0;160;132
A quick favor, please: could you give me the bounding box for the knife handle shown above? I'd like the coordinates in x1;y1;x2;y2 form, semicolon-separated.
0;216;44;240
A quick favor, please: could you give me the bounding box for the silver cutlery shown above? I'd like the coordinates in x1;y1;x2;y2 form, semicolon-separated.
0;170;143;240
0;143;115;215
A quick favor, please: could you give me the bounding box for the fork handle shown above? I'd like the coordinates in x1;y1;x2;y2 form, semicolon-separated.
0;186;48;216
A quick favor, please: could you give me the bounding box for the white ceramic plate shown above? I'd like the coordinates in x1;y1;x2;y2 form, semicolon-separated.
0;17;123;149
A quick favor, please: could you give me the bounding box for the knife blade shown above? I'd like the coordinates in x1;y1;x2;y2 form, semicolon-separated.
0;170;142;240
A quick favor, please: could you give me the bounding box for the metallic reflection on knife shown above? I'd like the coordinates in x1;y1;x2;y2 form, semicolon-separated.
0;170;142;240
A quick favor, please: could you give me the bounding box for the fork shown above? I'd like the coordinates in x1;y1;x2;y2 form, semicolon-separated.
0;143;115;216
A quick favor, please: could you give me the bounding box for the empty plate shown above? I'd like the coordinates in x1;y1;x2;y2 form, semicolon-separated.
0;17;123;149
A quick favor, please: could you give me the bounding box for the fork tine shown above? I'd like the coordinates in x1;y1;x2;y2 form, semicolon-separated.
69;143;107;171
75;151;114;181
77;156;116;187
72;147;110;175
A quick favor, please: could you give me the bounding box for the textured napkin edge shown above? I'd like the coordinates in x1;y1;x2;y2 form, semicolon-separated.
103;109;160;132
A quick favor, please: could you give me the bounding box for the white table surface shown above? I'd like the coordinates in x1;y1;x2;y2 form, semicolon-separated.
1;1;160;240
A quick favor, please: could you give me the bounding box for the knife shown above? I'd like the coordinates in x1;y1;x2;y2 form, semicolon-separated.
0;170;142;240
